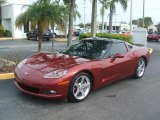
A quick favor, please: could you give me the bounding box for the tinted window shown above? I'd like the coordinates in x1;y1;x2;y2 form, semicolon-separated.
63;40;111;59
108;43;127;57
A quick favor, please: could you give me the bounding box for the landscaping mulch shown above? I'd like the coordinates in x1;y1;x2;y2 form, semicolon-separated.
0;65;15;74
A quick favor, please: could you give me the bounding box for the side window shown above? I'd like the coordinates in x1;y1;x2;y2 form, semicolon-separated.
127;44;133;50
108;43;127;57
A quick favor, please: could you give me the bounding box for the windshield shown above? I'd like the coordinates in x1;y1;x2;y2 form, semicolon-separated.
63;40;111;59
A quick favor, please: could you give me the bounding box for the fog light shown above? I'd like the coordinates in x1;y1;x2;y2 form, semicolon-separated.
42;90;56;95
50;90;56;94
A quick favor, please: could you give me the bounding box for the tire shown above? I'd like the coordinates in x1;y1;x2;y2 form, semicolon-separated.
133;58;146;79
46;38;50;41
27;36;30;40
68;72;92;102
35;36;38;41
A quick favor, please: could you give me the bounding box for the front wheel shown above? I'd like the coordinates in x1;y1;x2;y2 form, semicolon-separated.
133;58;146;79
68;72;92;102
46;38;50;41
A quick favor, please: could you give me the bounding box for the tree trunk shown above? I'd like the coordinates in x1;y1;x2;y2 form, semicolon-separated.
109;6;113;33
64;16;68;38
51;23;55;55
67;0;75;47
38;22;43;52
91;0;97;37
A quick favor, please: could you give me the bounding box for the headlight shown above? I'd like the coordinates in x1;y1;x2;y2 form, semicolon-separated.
17;59;27;69
43;69;67;79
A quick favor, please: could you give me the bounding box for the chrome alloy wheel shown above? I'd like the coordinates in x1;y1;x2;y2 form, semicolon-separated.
137;58;145;77
73;75;91;100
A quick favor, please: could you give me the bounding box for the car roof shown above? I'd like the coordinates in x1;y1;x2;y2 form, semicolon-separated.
83;38;125;44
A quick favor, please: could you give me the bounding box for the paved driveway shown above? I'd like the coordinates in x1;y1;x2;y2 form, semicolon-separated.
0;41;160;120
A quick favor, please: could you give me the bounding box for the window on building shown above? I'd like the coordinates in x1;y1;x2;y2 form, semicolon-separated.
24;22;29;33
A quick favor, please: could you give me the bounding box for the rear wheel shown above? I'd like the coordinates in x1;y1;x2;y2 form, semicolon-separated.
133;58;146;79
68;72;92;102
35;36;38;41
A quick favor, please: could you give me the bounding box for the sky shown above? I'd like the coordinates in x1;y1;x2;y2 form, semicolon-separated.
75;0;160;25
28;0;160;25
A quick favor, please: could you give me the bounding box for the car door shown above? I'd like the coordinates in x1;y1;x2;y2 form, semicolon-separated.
101;43;133;83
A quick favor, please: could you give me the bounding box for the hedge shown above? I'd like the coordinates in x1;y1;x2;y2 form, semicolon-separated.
79;32;132;43
4;30;12;37
0;25;5;37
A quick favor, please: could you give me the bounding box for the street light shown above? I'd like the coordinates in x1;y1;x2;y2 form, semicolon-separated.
130;0;132;33
91;0;97;38
83;0;86;29
142;0;145;28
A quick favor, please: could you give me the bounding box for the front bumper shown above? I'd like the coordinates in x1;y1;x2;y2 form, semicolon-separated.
14;74;69;99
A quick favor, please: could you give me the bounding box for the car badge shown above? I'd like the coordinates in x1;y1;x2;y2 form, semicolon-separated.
24;72;30;75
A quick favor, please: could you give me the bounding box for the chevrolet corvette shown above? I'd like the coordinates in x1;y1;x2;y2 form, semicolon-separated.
14;38;150;102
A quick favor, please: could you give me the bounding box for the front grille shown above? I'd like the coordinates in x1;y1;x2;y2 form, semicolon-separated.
17;82;39;94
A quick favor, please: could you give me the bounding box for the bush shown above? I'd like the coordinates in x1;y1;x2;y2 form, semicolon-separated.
79;32;132;43
3;30;12;37
79;32;92;40
0;25;5;37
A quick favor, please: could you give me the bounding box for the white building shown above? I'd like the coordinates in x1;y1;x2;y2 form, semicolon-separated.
1;0;31;38
98;22;137;32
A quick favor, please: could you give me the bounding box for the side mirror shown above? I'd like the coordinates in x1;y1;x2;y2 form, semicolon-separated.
110;53;124;62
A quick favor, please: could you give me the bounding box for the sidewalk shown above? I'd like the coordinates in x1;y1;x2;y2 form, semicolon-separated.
0;37;79;42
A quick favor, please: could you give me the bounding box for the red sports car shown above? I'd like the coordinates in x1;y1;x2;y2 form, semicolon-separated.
14;38;150;102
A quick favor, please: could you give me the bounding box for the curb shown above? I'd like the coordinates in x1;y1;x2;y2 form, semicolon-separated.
0;73;14;80
0;37;27;41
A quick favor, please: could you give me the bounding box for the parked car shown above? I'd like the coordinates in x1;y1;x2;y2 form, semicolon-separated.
147;32;160;42
14;38;150;102
26;29;53;41
54;27;66;37
74;28;88;36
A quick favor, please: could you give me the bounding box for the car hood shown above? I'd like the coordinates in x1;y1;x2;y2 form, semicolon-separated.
25;53;91;73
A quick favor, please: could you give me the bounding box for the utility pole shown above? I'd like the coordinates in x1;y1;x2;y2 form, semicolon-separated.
130;0;133;33
142;0;145;28
91;0;97;38
84;0;86;29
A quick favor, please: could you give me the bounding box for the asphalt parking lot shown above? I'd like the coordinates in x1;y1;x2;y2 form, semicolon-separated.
0;40;160;120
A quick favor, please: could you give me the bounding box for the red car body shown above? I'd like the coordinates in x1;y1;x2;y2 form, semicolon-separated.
147;33;160;42
14;39;150;100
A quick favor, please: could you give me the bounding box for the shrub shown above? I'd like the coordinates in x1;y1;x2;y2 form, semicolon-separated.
4;30;12;37
0;25;5;37
79;32;92;40
79;32;132;43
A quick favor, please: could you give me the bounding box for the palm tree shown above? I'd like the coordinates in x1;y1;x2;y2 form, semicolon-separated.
16;0;65;52
99;0;109;32
63;0;76;47
63;3;81;38
108;0;128;33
